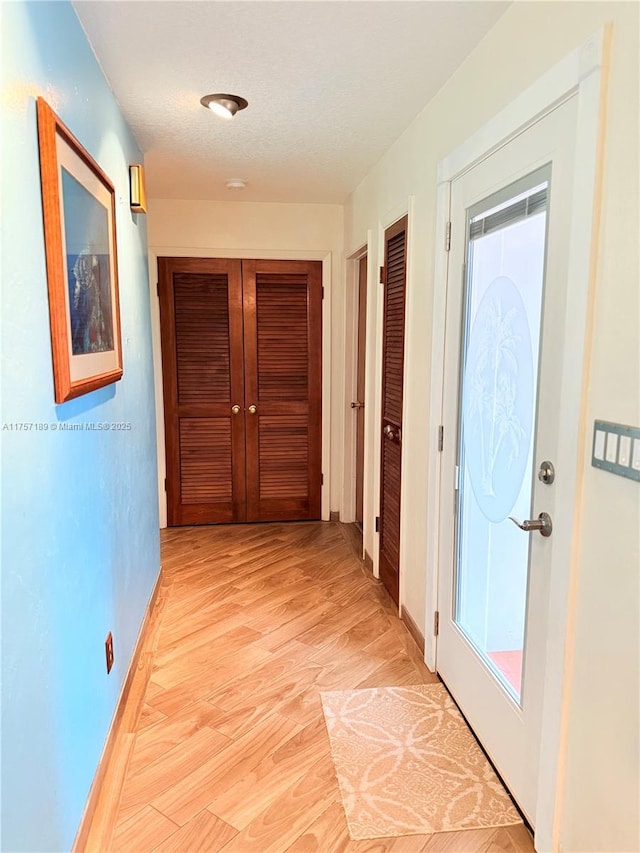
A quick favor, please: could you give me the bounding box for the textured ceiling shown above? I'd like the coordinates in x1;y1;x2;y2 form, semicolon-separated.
73;1;509;204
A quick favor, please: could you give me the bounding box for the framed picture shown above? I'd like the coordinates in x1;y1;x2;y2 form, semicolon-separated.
37;97;123;403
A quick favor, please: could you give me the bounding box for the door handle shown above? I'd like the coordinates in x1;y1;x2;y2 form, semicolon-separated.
248;404;257;414
351;401;365;409
383;424;401;442
508;512;553;537
231;405;241;415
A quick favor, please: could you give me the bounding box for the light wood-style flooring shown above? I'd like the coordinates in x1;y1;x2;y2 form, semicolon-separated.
90;522;534;852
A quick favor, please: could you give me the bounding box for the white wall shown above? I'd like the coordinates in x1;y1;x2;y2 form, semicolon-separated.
345;3;638;851
146;199;344;527
558;10;639;851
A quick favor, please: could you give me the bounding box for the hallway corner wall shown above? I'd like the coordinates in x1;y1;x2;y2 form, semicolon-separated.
145;198;344;527
1;3;160;850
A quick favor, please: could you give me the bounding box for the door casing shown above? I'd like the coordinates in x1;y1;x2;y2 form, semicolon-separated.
342;243;370;530
425;27;610;852
158;256;322;525
151;249;332;528
355;255;367;528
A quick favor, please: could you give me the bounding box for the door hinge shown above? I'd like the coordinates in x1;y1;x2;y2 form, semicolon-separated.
164;477;167;491
445;221;452;252
438;425;444;452
433;611;440;636
375;515;380;533
156;281;160;296
321;473;324;486
454;464;460;491
322;286;325;300
379;265;385;285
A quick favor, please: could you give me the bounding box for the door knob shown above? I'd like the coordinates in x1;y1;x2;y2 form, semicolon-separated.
248;405;257;414
508;512;553;537
351;401;365;409
231;405;241;415
383;424;395;439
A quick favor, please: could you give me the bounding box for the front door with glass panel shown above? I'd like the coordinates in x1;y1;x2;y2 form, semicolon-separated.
437;97;578;823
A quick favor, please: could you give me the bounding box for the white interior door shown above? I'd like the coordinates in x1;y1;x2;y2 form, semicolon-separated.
437;97;578;823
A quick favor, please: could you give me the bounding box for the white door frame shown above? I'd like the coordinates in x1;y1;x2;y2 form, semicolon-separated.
341;242;369;528
425;26;610;851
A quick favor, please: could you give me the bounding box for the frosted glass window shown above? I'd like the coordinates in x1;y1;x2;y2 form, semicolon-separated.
454;174;549;703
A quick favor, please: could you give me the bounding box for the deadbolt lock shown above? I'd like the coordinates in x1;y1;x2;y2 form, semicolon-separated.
538;460;555;485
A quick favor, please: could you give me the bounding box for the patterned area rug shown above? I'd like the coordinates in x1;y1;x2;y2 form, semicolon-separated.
320;683;522;840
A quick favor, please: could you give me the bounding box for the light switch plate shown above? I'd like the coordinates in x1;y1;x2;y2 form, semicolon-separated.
592;420;640;482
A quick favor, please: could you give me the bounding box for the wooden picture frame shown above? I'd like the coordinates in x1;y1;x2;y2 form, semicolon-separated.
37;97;123;403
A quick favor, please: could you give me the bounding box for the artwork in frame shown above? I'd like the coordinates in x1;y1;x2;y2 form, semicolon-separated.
37;97;123;403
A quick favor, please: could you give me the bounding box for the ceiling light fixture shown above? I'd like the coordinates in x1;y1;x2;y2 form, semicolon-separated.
200;93;248;120
225;179;247;190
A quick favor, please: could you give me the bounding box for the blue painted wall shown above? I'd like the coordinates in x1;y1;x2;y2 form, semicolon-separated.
1;3;160;850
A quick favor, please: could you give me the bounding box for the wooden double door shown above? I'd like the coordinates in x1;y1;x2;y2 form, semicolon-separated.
159;257;322;526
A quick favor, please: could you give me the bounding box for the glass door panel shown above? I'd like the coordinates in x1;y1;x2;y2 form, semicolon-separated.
455;169;550;703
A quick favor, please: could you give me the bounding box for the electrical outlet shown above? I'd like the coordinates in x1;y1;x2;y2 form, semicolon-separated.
105;632;114;674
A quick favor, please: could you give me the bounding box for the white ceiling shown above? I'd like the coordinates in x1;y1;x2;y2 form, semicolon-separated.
74;1;509;204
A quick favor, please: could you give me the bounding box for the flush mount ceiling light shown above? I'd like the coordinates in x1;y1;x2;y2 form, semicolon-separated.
225;178;247;190
200;93;248;120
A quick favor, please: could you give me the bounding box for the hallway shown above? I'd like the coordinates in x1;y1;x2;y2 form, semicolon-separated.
94;522;533;852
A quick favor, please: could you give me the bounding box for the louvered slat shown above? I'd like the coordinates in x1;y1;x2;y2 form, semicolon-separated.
259;416;308;499
174;273;230;405
382;230;406;424
381;438;401;562
179;419;232;503
379;217;408;605
256;275;309;402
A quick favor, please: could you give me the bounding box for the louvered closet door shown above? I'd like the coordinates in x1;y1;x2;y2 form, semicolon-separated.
379;216;408;605
158;258;246;525
242;259;322;522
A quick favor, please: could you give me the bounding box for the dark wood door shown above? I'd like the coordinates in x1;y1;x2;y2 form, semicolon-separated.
159;256;322;525
379;216;408;605
158;257;246;525
242;259;322;521
355;255;367;527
